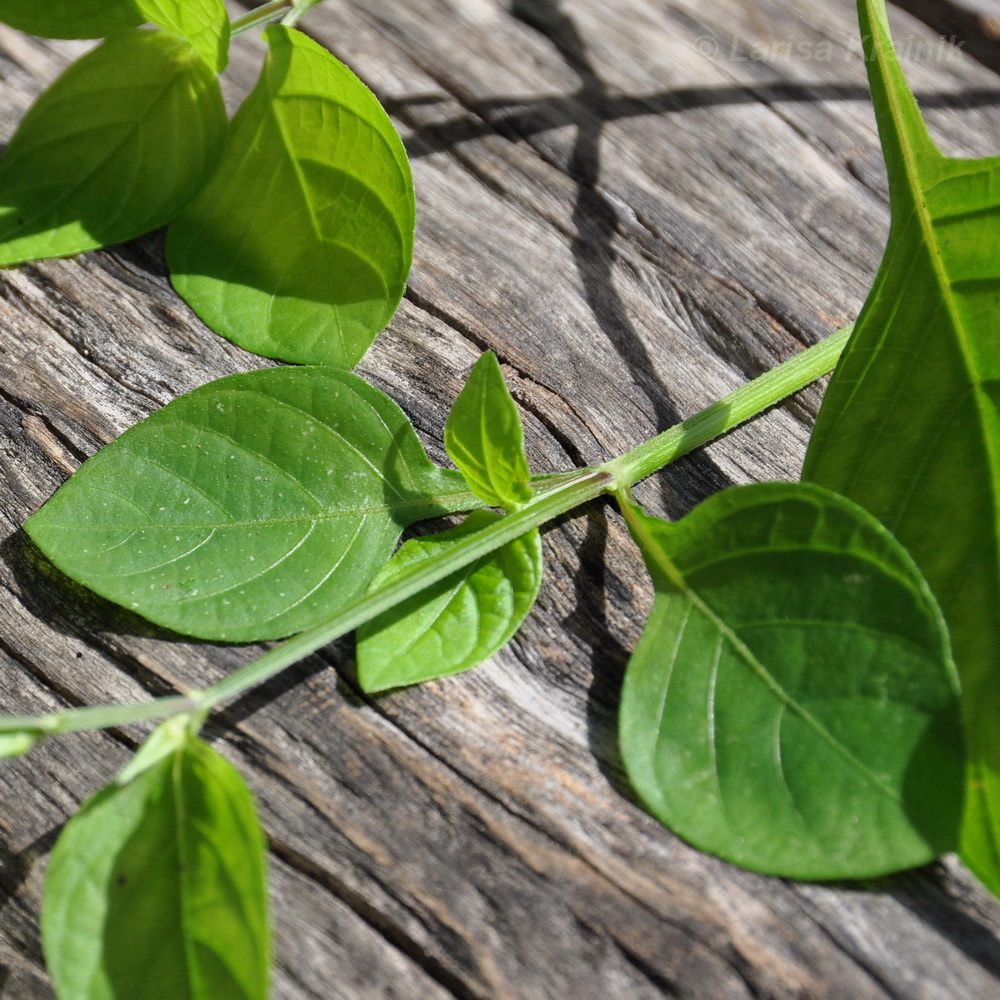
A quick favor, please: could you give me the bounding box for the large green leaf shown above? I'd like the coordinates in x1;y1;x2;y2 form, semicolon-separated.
357;510;543;692
42;726;270;1000
167;25;414;368
0;0;142;39
619;482;963;879
802;0;1000;893
444;351;534;510
137;0;230;72
0;30;226;267
25;368;473;642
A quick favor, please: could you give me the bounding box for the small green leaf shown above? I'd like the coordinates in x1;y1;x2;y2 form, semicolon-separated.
444;352;533;510
0;30;226;267
0;0;142;39
25;367;473;642
167;25;415;368
42;732;270;1000
115;716;190;785
137;0;230;72
619;482;963;880
801;0;1000;893
0;731;39;759
357;510;543;692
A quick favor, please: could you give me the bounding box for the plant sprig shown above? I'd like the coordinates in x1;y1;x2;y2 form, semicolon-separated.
0;0;995;995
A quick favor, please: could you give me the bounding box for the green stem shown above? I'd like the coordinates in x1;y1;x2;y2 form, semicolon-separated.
0;695;197;738
0;327;852;740
197;469;613;708
603;325;851;487
281;0;327;27
230;1;295;37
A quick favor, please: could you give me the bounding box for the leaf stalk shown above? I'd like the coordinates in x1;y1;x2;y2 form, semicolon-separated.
230;1;296;37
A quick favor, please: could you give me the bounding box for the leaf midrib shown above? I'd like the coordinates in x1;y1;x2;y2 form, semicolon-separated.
868;1;1000;865
872;13;1000;590
45;487;480;531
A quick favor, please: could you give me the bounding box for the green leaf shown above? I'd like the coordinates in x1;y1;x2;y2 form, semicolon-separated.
167;25;415;368
357;510;543;692
0;0;142;39
0;731;39;759
0;30;226;267
115;715;190;785
137;0;230;72
42;729;270;1000
444;352;533;510
24;367;473;642
801;0;1000;893
619;482;963;880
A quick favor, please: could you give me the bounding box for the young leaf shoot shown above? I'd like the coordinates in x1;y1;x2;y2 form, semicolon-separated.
444;351;534;510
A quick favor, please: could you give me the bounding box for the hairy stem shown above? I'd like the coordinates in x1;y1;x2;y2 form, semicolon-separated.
0;327;850;741
604;325;851;487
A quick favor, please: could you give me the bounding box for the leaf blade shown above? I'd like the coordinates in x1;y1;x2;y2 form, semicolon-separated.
0;30;226;266
137;0;230;72
620;482;963;879
25;367;473;642
0;0;142;39
357;510;543;692
41;729;270;1000
444;352;533;509
167;25;414;367
801;0;1000;892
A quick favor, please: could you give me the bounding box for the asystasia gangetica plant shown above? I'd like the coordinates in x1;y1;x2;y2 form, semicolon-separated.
0;0;993;995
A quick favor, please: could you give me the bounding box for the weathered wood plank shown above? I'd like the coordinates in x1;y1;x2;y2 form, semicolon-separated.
0;0;998;997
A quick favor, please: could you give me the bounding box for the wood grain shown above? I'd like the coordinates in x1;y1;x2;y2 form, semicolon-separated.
0;1;998;997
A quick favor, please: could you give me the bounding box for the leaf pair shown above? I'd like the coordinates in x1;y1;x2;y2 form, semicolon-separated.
800;0;1000;893
0;18;414;369
43;720;270;1000
26;347;544;686
358;352;543;691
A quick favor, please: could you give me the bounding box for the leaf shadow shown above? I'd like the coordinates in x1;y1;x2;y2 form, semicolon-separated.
0;528;180;641
900;701;966;858
875;861;1000;977
387;82;1000;161
561;455;735;797
0;826;60;914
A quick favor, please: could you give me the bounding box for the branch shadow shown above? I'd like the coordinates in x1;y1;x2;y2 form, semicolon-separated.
504;0;735;514
877;862;1000;978
385;84;1000;161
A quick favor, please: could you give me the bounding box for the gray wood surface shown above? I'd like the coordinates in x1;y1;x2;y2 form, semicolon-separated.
0;0;999;997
